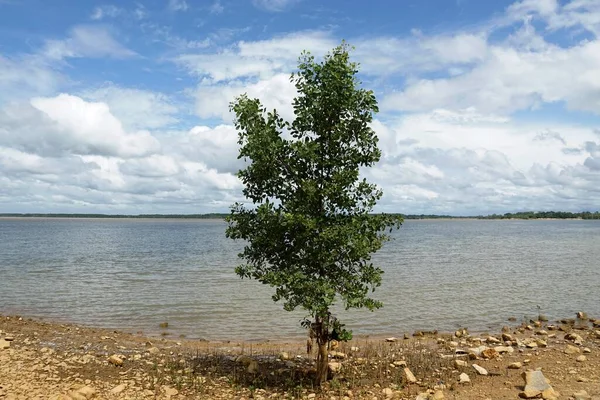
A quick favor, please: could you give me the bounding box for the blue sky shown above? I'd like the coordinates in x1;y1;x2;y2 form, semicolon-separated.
1;0;599;215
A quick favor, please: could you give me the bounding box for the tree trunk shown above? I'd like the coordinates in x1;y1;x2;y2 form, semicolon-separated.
314;341;329;386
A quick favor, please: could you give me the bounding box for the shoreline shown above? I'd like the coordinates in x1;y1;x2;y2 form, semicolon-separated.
2;313;600;399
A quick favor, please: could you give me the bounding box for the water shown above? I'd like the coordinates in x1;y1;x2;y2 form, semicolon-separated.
0;218;598;340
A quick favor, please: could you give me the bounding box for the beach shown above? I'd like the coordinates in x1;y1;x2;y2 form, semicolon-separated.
1;314;599;399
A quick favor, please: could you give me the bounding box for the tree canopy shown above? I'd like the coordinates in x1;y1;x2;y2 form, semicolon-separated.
225;43;403;384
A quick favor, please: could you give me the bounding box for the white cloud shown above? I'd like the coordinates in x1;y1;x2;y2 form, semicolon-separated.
168;0;188;12
209;0;224;14
176;31;335;82
192;73;297;121
90;5;122;20
381;37;600;115
43;25;136;60
81;85;179;130
252;0;301;12
0;55;63;103
25;94;160;157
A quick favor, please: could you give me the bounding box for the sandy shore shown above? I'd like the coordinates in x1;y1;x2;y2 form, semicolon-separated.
1;314;600;399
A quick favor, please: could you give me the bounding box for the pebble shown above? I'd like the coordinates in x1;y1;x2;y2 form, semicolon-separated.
472;364;488;375
404;367;417;383
573;390;591;400
110;384;126;394
459;372;471;384
108;354;123;366
565;345;580;354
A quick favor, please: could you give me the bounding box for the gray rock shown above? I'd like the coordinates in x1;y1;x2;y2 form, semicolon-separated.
494;345;514;354
472;364;488;375
459;372;470;384
521;370;558;399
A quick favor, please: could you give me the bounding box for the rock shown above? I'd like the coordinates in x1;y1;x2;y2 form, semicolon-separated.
404;367;417;383
453;359;468;368
328;362;342;373
502;333;514;342
76;386;96;399
573;390;591;400
330;351;346;359
3;336;14;341
565;345;581;354
382;387;393;398
481;348;499;359
110;384;126;394
385;337;397;343
393;360;407;367
576;355;587;362
148;347;160;354
467;345;488;358
538;314;548;322
577;311;588;320
565;332;584;344
494;346;514;354
459;373;470;384
486;336;501;344
307;394;316;399
583;347;591;353
278;352;289;360
416;390;444;400
521;370;558;399
508;362;522;369
247;360;259;374
163;386;178;397
0;339;9;349
432;391;444;400
472;364;488;375
108;354;123;366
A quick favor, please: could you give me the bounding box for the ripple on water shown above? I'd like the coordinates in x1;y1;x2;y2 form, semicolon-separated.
0;218;599;340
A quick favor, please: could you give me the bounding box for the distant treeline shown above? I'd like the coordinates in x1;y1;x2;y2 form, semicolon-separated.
0;213;229;219
476;211;600;220
1;211;599;220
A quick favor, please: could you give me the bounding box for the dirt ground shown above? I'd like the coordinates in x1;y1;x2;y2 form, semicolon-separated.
1;314;600;399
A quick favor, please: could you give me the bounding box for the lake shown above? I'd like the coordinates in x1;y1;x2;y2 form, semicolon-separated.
0;218;598;340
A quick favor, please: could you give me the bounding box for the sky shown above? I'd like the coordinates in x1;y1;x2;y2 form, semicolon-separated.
0;0;599;215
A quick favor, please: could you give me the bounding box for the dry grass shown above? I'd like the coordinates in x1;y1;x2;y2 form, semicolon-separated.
144;336;459;398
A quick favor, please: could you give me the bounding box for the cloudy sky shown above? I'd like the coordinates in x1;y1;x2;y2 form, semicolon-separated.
0;0;599;215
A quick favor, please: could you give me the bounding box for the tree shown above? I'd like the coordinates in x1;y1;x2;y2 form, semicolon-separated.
226;43;403;386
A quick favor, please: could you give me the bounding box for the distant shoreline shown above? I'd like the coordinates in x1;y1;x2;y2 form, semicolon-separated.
1;212;599;221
